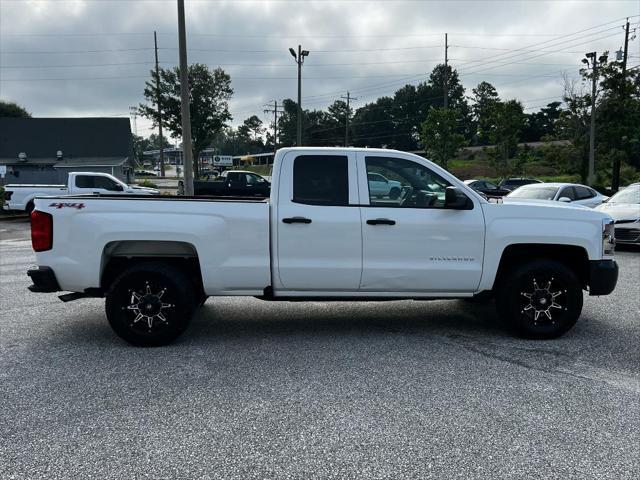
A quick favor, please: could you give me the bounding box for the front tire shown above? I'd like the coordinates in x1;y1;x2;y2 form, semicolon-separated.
495;260;583;339
105;262;196;346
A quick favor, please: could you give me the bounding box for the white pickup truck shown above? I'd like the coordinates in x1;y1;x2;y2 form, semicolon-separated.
27;148;618;346
3;171;159;213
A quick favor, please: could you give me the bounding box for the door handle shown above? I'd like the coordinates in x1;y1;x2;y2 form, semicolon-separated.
282;217;312;224
367;218;396;225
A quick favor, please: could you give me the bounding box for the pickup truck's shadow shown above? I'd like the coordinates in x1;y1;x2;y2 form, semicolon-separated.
178;298;506;345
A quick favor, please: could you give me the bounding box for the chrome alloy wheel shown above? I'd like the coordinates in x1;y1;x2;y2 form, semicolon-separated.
520;277;567;324
123;281;175;332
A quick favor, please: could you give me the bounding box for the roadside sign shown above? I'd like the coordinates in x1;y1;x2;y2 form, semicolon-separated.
213;155;233;167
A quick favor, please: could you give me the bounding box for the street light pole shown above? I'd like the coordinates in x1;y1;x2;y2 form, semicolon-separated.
177;0;194;195
290;45;309;146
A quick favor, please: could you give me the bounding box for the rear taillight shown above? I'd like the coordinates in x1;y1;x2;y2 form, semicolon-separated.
31;210;53;252
3;190;12;201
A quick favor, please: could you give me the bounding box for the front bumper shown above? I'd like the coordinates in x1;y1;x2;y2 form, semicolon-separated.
588;260;618;296
27;266;61;293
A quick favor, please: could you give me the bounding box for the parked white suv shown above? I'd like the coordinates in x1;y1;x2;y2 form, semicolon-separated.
367;172;404;199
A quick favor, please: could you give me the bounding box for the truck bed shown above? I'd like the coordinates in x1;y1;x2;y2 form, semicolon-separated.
45;193;269;203
33;194;272;295
5;184;66;189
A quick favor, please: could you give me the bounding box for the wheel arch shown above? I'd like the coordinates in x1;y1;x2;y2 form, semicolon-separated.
493;243;590;291
100;240;204;295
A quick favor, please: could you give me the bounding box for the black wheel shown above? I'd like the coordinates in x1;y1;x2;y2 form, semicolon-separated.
389;187;401;200
105;262;196;346
495;260;583;339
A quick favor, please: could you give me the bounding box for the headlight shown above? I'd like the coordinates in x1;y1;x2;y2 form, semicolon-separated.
602;218;615;256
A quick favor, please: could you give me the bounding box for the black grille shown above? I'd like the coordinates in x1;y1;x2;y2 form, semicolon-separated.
615;228;640;243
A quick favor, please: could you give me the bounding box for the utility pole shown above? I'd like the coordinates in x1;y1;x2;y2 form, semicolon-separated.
289;45;309;146
340;91;357;147
612;18;631;192
583;51;602;186
443;33;448;109
264;100;283;150
153;31;165;177
177;0;194;195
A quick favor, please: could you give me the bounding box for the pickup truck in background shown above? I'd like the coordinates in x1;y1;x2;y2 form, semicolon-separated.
3;172;160;213
27;147;618;347
192;170;270;197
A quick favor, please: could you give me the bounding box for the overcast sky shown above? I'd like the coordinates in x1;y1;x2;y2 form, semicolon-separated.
1;0;638;140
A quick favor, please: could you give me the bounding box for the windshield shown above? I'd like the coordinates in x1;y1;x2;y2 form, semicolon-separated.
608;186;640;204
507;185;559;200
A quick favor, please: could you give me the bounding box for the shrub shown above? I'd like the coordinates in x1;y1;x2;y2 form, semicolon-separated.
137;179;159;189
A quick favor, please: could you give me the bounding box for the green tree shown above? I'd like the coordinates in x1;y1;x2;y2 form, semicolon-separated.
139;64;233;177
487;100;525;177
242;115;264;142
0;101;31;118
420;107;467;168
471;81;500;145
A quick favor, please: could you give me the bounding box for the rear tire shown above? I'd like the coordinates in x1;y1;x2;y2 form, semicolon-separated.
105;262;196;346
495;260;583;339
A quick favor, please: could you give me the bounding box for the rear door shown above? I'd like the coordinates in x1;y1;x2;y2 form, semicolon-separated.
275;152;362;291
357;153;485;293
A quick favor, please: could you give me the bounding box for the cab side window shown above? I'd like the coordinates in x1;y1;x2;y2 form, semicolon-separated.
93;176;120;191
365;156;451;208
75;176;94;188
293;155;348;206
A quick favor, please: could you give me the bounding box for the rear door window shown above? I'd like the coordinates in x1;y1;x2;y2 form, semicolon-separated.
293;155;349;206
559;186;577;200
574;186;595;199
75;175;94;188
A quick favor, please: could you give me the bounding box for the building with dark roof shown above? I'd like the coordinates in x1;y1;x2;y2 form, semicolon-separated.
0;117;134;186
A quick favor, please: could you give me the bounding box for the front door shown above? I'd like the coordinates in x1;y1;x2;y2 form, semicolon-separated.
275;152;362;291
357;153;485;293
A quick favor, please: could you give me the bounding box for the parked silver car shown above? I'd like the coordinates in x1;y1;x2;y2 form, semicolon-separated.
504;182;607;208
596;184;640;244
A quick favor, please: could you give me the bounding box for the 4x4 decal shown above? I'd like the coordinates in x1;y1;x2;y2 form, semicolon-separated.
49;202;85;210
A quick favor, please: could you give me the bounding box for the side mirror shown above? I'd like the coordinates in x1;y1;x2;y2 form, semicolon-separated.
445;186;473;210
558;197;572;203
113;184;124;192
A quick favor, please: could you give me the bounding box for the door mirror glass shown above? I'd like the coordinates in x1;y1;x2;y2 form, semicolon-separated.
445;186;473;209
558;196;572;203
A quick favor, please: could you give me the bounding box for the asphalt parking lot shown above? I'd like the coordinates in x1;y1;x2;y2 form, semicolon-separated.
1;219;639;479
